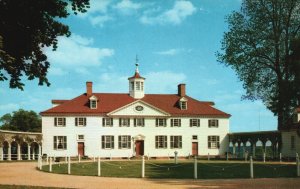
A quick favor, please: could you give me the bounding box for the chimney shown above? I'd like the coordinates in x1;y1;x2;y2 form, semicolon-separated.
86;81;93;96
178;84;186;97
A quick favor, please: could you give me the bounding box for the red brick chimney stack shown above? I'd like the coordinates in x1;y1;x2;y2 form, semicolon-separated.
178;84;186;97
86;81;93;96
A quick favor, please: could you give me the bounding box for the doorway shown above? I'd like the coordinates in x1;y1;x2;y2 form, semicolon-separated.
135;140;144;156
192;142;198;156
77;142;85;156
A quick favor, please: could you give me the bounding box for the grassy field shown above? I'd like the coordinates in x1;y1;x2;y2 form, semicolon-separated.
41;160;297;179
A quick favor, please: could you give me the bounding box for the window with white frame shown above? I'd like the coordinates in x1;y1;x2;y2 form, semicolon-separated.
291;135;295;150
103;118;113;127
90;100;97;109
75;117;86;126
77;135;84;140
192;135;198;140
208;136;220;149
118;135;131;149
208;119;219;128
119;118;130;127
136;81;141;90
134;118;144;127
101;135;114;149
156;118;166;127
141;82;144;91
131;82;134;90
54;117;66;127
171;119;181;127
53;136;67;150
170;136;182;149
190;119;200;127
180;101;187;110
155;135;167;149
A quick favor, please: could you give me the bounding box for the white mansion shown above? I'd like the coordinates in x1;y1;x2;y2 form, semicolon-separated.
41;66;230;158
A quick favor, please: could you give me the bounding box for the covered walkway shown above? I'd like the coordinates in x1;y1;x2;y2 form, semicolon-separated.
228;131;281;160
0;129;42;161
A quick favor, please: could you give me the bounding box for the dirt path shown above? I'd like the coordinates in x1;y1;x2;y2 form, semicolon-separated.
0;162;300;189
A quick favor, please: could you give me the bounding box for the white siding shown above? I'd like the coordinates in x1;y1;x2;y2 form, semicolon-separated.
42;116;229;157
281;131;300;157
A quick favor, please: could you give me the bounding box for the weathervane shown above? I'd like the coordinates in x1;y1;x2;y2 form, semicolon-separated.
135;55;139;73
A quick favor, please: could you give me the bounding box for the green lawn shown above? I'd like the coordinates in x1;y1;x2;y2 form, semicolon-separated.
41;160;297;179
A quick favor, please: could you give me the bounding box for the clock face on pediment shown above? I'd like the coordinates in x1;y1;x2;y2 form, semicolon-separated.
107;101;169;117
135;105;144;112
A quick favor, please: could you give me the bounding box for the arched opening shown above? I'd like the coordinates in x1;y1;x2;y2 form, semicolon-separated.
11;141;18;160
229;142;234;155
31;142;39;159
21;142;28;160
255;140;264;159
265;140;272;158
3;141;9;160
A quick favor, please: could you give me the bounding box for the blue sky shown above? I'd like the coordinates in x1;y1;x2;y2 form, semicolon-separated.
0;0;277;132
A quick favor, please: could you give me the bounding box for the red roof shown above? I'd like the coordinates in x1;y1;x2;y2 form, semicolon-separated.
41;93;230;117
51;100;69;104
128;72;145;79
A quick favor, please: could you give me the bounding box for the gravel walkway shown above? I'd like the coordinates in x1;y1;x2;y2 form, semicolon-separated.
0;162;300;189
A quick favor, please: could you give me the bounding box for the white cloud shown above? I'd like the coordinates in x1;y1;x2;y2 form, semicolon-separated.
155;49;180;56
89;15;113;27
155;48;191;56
0;103;20;111
145;71;186;93
95;73;128;93
49;67;67;76
78;0;111;17
46;34;114;74
77;0;113;26
114;0;142;14
140;0;197;25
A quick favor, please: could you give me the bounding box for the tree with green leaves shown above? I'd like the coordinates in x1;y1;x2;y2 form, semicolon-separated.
0;0;90;90
0;109;41;132
217;0;300;129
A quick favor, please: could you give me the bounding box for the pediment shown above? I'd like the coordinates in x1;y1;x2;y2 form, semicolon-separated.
107;100;170;117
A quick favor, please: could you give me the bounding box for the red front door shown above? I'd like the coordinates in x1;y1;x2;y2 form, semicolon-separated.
192;142;198;156
135;140;144;156
78;142;85;156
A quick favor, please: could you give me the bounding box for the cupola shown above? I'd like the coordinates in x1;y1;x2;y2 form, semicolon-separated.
128;62;145;99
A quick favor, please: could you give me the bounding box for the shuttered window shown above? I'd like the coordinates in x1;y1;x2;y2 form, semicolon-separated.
53;136;67;150
119;118;130;127
134;118;145;127
155;135;167;149
171;119;181;127
208;136;220;149
170;136;182;149
101;136;114;149
156;118;166;127
118;135;131;149
190;119;200;127
75;117;87;126
208;119;219;128
102;118;113;127
54;117;66;127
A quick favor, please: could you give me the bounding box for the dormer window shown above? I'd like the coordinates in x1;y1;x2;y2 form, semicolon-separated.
179;97;188;110
89;95;98;109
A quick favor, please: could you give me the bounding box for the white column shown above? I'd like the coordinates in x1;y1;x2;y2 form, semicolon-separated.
194;156;197;179
32;146;35;160
28;145;31;160
98;156;101;176
17;144;21;160
38;144;42;156
8;143;11;161
141;156;145;178
68;156;71;174
49;157;52;172
0;147;3;161
250;156;254;179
